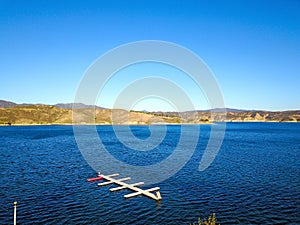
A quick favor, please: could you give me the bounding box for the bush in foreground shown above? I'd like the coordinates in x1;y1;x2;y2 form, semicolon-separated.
190;213;219;225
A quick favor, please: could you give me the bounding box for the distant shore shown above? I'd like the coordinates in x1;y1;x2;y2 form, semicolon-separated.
1;101;299;125
1;121;299;127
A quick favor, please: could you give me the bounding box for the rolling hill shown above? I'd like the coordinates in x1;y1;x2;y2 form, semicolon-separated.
0;100;299;125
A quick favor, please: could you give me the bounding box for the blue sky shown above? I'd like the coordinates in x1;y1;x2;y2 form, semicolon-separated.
1;0;299;111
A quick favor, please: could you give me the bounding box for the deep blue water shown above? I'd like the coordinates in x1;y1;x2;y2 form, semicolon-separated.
0;123;299;224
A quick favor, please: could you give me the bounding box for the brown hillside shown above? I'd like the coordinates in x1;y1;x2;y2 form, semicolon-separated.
0;104;299;125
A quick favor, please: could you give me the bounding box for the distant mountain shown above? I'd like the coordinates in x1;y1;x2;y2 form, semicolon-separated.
0;100;17;108
54;103;105;109
0;100;104;109
188;108;251;113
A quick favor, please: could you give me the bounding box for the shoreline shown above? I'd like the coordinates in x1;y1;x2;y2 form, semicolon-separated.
0;121;299;127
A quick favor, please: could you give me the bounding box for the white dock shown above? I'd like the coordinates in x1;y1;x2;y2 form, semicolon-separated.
97;173;162;201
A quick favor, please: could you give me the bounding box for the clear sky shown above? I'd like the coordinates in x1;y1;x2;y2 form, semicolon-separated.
1;0;299;111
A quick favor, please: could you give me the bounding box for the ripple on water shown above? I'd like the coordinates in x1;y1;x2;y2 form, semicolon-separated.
0;124;299;224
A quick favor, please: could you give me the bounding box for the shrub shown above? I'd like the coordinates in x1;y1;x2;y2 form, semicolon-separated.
190;213;219;225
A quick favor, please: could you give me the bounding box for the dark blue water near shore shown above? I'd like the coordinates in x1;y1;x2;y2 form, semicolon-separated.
0;123;299;224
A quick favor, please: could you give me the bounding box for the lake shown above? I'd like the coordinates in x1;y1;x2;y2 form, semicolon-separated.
0;123;299;224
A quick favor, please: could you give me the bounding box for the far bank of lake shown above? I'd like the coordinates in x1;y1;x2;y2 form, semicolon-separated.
0;123;299;224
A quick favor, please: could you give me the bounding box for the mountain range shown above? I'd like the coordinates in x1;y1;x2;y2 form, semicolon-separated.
0;100;299;125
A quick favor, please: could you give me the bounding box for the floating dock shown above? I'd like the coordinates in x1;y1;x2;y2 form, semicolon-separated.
96;172;162;201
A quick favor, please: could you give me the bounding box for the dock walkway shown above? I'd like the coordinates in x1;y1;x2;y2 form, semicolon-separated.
98;173;162;201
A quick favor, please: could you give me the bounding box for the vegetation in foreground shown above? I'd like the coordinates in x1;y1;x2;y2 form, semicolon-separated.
190;213;220;225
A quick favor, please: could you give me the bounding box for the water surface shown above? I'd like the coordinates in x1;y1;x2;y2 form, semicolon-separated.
0;123;299;224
